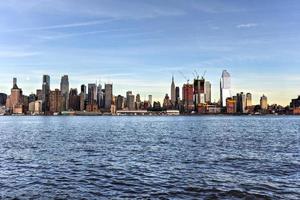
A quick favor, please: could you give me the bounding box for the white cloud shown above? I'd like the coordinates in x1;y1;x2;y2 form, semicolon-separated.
236;23;258;28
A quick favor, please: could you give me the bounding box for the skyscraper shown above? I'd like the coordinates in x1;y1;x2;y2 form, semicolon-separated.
105;84;113;110
80;84;87;111
175;86;180;108
42;75;50;113
171;76;176;105
182;83;194;112
193;78;205;111
60;75;69;111
236;92;246;113
126;91;132;108
220;70;232;107
204;81;211;103
127;94;135;110
148;95;153;106
88;84;97;105
136;93;141;110
246;93;252;107
260;95;268;110
81;84;87;98
97;84;103;109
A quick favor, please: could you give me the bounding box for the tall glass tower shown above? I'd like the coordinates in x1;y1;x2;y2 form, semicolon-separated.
220;70;231;107
60;75;69;111
42;75;50;112
171;76;176;105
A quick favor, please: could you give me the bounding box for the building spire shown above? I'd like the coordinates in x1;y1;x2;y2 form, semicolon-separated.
12;77;18;89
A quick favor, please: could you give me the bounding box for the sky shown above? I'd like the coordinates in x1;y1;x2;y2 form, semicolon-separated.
0;0;300;105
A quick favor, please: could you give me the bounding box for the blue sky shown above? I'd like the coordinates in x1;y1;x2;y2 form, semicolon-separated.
0;0;300;105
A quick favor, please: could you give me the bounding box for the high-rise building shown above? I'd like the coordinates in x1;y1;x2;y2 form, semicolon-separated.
193;78;205;112
226;97;236;114
49;89;62;113
260;95;268;110
116;95;125;110
42;75;50;113
80;84;87;111
127;94;135;110
22;95;29;113
6;78;23;114
81;84;87;98
0;93;7;106
175;86;180;109
105;84;113;110
163;94;172;109
88;84;97;105
136;93;141;110
171;76;176;105
182;83;194;112
175;87;180;101
60;75;69;111
220;70;232;107
126;91;132;108
148;95;153;106
69;88;80;111
246;93;252;107
236;92;246;113
97;84;104;108
204;81;211;103
136;94;141;103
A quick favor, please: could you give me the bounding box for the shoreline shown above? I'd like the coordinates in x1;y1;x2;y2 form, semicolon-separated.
0;114;296;117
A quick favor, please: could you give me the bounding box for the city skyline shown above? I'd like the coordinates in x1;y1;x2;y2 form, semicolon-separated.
0;70;296;107
1;0;300;105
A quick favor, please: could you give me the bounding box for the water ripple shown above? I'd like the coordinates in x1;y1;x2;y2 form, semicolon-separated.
0;116;299;199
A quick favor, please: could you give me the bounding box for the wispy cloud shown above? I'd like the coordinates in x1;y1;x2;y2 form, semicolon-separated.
34;28;136;40
236;23;258;29
32;29;164;41
0;51;41;58
0;0;185;20
0;19;117;33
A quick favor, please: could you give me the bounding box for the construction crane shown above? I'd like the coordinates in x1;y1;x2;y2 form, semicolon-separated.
192;72;197;79
194;70;199;79
202;70;207;79
178;71;189;84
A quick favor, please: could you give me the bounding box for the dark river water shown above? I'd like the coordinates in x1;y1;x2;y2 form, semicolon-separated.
0;116;299;199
